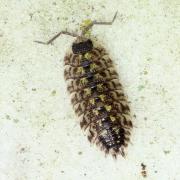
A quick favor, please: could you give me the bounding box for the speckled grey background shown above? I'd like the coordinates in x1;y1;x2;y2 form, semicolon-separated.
0;0;179;180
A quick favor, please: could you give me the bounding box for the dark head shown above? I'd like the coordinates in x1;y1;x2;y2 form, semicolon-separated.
72;39;93;54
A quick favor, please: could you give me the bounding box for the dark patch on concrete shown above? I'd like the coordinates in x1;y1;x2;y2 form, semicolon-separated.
164;150;170;154
141;163;147;178
78;151;83;155
51;90;56;96
13;119;19;123
6;115;11;120
32;88;36;91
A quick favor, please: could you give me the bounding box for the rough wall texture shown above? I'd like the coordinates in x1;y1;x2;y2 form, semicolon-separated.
0;0;179;179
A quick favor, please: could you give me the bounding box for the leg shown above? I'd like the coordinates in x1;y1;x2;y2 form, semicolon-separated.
82;11;118;35
34;30;79;45
93;11;118;25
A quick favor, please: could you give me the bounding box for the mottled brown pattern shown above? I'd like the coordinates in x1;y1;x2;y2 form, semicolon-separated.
64;43;132;158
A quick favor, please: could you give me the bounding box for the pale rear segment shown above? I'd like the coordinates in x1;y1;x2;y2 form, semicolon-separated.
64;41;132;158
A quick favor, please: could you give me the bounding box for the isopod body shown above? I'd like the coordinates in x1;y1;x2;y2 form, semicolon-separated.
35;12;133;158
64;37;132;158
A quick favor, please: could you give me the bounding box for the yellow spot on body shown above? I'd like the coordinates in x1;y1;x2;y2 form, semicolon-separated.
97;84;104;91
89;98;95;105
110;116;116;122
94;73;101;80
90;63;97;72
99;94;106;101
93;109;99;116
84;88;91;96
84;52;92;59
78;54;83;59
99;130;107;136
113;127;119;134
80;78;88;85
105;105;112;112
77;67;84;74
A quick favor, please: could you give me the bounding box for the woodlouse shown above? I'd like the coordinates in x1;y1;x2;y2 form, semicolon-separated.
35;12;133;158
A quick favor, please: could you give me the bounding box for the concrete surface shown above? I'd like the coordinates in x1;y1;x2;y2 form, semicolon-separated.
0;0;179;180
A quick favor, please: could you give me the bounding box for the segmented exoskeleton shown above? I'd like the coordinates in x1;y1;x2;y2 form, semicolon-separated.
35;12;133;158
